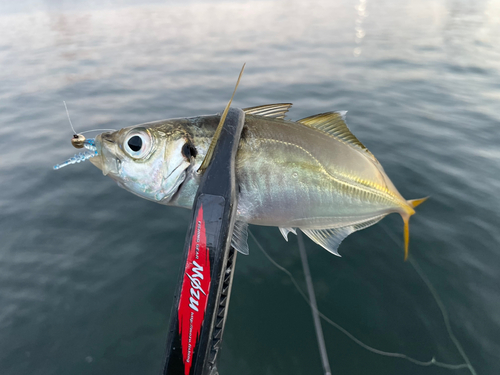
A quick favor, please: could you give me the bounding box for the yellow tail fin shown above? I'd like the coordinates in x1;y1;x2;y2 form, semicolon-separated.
403;197;428;261
408;197;428;208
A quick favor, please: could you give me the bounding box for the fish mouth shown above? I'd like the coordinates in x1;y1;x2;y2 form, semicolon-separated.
158;167;187;203
89;153;103;170
89;133;121;176
89;134;104;170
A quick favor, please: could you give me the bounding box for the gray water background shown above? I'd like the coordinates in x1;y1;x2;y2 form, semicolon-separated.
1;0;499;374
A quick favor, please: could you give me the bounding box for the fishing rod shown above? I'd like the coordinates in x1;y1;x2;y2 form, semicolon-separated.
162;107;245;375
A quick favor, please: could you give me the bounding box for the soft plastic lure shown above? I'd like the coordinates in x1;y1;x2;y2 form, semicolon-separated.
53;137;97;170
53;101;115;170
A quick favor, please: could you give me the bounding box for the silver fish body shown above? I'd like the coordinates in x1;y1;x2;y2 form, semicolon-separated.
233;114;405;227
88;105;425;258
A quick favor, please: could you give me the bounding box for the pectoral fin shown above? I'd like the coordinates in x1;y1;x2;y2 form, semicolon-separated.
231;221;249;255
301;216;385;256
279;227;297;241
198;64;245;173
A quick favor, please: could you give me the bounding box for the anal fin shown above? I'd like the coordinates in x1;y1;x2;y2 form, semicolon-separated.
279;227;297;241
231;221;249;255
301;216;385;256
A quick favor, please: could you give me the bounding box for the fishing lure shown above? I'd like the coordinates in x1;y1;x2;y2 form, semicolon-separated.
53;102;113;170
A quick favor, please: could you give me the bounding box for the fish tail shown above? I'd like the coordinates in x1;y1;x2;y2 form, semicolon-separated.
407;197;428;208
401;197;428;261
403;216;410;261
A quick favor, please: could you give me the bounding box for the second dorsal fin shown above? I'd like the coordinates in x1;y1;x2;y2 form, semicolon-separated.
243;103;293;119
298;111;376;161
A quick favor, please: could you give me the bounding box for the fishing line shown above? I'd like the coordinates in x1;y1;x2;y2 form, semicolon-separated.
79;129;117;135
248;229;469;371
63;101;116;135
63;101;77;135
297;231;332;375
379;222;478;375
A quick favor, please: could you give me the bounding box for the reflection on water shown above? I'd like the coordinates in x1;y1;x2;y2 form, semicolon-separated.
0;0;499;374
353;0;367;57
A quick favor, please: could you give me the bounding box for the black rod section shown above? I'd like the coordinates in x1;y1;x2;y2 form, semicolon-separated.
163;108;245;375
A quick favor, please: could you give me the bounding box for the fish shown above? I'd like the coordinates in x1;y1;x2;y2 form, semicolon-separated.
60;103;426;260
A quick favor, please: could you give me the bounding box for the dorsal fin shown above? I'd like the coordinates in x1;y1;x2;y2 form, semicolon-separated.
298;111;376;161
243;103;293;119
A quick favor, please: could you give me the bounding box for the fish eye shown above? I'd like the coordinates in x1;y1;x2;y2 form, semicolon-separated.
124;130;152;159
128;136;142;152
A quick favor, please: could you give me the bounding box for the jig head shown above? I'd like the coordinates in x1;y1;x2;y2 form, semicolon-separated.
71;134;86;148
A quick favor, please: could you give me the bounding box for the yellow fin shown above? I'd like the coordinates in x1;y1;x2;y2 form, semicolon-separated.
403;217;410;261
402;197;428;261
298;111;377;161
243;103;293;119
408;196;428;208
198;63;246;173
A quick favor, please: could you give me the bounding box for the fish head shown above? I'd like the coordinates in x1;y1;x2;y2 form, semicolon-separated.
90;122;196;204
